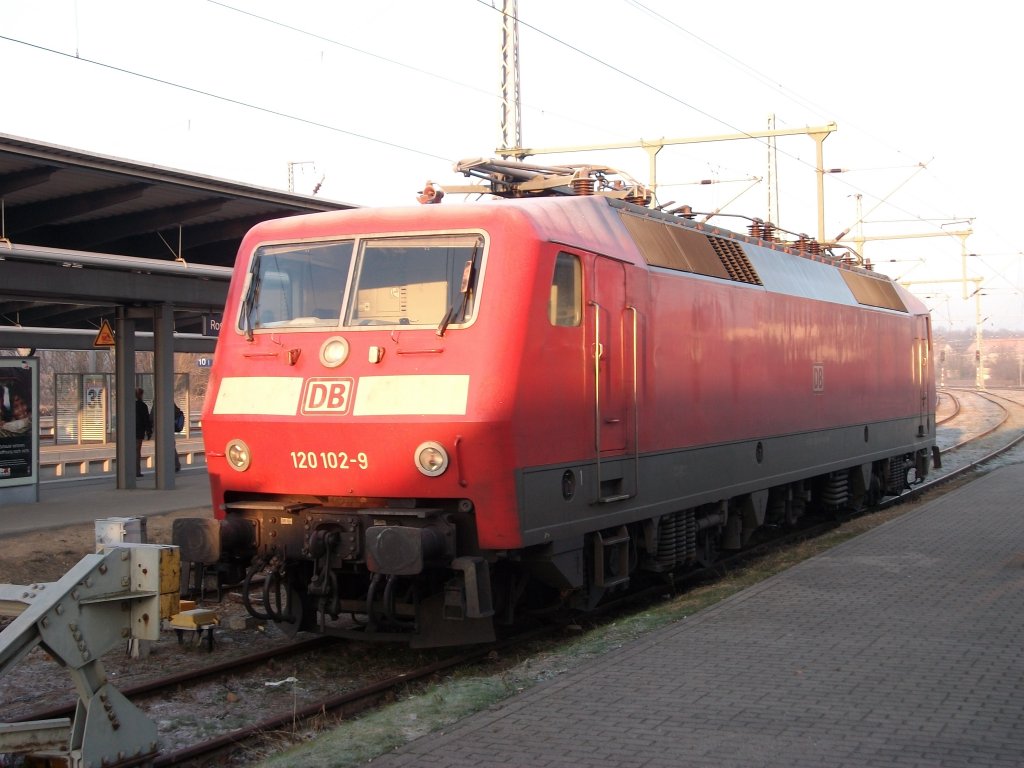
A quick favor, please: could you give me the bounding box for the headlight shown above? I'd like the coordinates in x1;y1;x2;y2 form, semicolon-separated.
226;439;251;472
319;336;350;368
414;441;449;477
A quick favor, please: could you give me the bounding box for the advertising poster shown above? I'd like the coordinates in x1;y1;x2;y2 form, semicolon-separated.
0;358;38;486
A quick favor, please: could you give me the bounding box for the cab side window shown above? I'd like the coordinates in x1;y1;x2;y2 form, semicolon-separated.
549;252;581;327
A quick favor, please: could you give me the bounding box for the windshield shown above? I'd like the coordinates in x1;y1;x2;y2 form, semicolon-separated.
243;240;354;331
240;233;484;333
346;235;484;327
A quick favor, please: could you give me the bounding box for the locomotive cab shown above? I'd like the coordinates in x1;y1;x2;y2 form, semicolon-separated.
187;217;534;646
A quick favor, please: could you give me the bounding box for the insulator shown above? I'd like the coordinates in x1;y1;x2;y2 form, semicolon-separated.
747;220;764;238
793;237;821;254
571;177;595;195
417;182;444;205
762;222;776;242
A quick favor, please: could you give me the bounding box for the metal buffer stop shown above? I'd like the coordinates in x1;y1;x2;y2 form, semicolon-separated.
0;543;180;767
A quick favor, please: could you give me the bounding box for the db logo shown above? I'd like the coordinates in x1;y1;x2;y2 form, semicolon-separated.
301;378;354;414
812;363;825;393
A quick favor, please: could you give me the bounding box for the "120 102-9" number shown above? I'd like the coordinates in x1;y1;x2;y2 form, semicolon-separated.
290;451;369;470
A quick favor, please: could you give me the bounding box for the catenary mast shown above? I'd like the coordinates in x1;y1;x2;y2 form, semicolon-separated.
499;0;522;158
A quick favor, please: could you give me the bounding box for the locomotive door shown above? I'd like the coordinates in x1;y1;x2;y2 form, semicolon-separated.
917;315;932;429
587;254;635;502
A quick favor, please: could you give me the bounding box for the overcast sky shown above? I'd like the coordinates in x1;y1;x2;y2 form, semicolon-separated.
1;0;1021;332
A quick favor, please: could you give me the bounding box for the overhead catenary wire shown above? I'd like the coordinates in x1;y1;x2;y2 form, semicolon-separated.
619;0;976;230
0;3;970;238
472;0;959;238
2;3;1016;290
207;0;616;142
0;34;453;165
219;0;922;230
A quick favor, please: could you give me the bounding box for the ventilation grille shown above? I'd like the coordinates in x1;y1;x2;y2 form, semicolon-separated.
839;270;907;312
618;212;761;286
617;209;906;312
708;236;762;285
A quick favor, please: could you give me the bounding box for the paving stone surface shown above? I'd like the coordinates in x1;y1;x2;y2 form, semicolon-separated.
369;466;1024;767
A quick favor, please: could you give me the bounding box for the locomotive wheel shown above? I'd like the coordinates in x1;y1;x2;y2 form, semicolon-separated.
695;531;719;567
865;472;884;507
277;578;315;637
491;564;528;626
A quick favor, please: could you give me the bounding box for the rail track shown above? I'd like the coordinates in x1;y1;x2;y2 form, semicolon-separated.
935;389;960;425
7;389;1024;768
930;387;1024;475
9;636;337;725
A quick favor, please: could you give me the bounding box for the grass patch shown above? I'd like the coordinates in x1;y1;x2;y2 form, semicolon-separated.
252;677;517;768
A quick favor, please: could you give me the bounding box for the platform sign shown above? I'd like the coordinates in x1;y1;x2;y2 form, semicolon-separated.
0;358;39;487
93;319;116;348
82;375;107;443
203;313;223;337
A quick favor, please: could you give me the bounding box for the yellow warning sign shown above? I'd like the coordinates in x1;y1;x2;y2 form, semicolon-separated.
93;319;116;348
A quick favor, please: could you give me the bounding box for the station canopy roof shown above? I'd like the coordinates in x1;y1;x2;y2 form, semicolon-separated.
0;132;356;346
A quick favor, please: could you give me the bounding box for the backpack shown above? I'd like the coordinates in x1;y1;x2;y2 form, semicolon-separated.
174;405;185;433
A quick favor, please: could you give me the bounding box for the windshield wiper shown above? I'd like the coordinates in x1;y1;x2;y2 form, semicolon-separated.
436;245;479;337
241;257;262;340
436;306;455;337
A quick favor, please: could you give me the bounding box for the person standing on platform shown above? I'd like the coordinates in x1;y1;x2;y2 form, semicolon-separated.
151;396;183;473
134;387;151;478
172;401;184;472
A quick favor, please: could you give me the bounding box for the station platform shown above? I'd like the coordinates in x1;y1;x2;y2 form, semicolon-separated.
370;465;1024;768
0;469;212;536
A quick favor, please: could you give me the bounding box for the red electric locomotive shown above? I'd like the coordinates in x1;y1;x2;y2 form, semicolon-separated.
185;161;937;646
